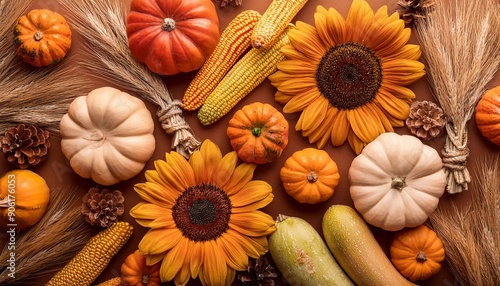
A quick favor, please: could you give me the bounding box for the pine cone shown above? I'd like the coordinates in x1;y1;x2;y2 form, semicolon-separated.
406;100;445;140
237;256;277;286
0;124;51;169
81;187;125;228
397;0;435;25
213;0;243;7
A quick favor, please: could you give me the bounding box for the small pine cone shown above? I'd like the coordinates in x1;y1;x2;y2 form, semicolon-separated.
213;0;243;7
81;187;125;228
0;124;51;169
406;100;445;140
397;0;435;25
237;256;277;286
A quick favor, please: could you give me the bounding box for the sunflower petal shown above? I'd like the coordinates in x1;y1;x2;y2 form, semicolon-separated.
347;105;384;144
275;59;317;74
289;21;326;61
155;154;193;192
129;202;171;227
145;253;164;266
213;151;238;188
300;97;329;132
224;229;268;258
306;107;336;147
380;82;416;100
199;240;228;286
230;180;272;207
283;87;322;113
223;163;257;195
134;182;177;207
346;0;374;42
139;228;182;256
159;237;189;282
190;242;204;279
190;139;223;184
330;109;350;146
347;129;366;154
376;89;411;120
315;6;346;46
230;211;276;237
382;44;421;61
383;59;425;85
218;234;249;271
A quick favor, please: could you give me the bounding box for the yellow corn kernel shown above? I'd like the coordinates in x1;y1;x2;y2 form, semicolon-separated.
182;10;262;111
94;277;123;286
197;25;295;126
251;0;308;50
45;222;133;286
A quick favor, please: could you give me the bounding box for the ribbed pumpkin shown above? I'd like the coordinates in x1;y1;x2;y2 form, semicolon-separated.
390;225;445;282
14;9;72;67
475;85;500;146
126;0;220;75
0;169;50;231
280;148;340;204
227;102;289;164
121;250;161;286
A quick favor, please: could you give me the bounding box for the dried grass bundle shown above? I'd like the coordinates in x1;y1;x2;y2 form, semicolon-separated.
58;0;200;158
0;186;91;284
428;153;500;285
414;0;500;193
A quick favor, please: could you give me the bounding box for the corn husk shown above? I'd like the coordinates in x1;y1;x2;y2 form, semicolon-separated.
414;0;500;193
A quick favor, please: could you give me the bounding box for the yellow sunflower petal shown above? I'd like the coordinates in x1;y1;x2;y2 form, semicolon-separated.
274;90;294;105
218;234;249;271
373;4;389;21
224;229;268;258
155;153;193;192
299;97;329;133
145;253;164;266
289;21;326;62
213;151;238;188
225;269;236;286
376;89;411;120
232;193;274;213
306;106;336;147
367;20;410;56
281;44;316;62
190;242;204;279
347;129;366;154
147;212;176;229
199;240;228;286
277;76;317;95
380;82;416;100
144;169;166;187
229;180;272;208
275;59;317;74
346;0;374;43
230;211;276;237
129;201;171;227
383;59;425;85
174;265;190;286
190;139;223;184
223;163;257;196
347;105;385;144
283;87;322;113
139;228;183;256
371;102;395;132
159;237;189;282
134;181;177;208
382;44;422;61
330;109;350;146
315;5;347;47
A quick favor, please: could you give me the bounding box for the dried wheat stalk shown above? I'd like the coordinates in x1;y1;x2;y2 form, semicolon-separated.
58;0;200;158
414;0;500;193
0;186;91;284
428;153;500;285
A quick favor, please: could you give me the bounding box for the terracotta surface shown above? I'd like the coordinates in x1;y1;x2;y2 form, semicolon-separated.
2;0;499;285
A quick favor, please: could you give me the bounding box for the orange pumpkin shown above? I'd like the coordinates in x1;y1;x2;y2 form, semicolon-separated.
227;102;289;164
280;148;340;204
126;0;220;76
0;169;50;231
14;9;72;67
121;249;161;286
390;225;445;282
475;85;500;146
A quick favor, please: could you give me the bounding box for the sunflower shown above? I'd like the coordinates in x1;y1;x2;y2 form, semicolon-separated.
268;0;425;154
130;139;275;286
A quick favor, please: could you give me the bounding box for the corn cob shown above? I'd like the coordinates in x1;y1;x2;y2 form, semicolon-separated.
94;277;123;286
182;10;262;111
197;25;294;125
45;222;133;286
251;0;308;50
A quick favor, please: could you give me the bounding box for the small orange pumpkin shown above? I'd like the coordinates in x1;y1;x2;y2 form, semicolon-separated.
0;169;50;231
475;85;500;146
126;0;220;75
227;102;289;164
121;249;161;286
14;9;72;67
280;148;340;204
390;225;445;282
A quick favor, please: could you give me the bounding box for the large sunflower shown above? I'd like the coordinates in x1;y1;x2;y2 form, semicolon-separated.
130;139;275;286
268;0;425;154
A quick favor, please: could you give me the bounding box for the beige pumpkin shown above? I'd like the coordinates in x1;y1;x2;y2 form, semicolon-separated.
60;87;155;185
348;132;446;231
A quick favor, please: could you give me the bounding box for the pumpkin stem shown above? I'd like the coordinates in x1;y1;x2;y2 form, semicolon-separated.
141;274;150;284
34;31;44;41
251;127;262;137
391;176;407;191
416;251;427;262
276;214;289;223
307;171;318;183
162;18;176;31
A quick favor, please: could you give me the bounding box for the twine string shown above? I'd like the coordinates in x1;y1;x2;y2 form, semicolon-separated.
441;122;471;194
157;99;200;158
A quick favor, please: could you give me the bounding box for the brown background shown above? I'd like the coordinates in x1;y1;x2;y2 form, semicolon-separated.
2;0;499;285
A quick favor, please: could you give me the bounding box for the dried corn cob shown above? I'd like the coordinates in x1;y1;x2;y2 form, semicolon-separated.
46;222;133;286
182;10;262;111
197;25;294;125
94;277;123;286
251;0;308;49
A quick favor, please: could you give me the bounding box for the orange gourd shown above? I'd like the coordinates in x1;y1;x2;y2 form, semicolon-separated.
227;102;289;164
390;225;445;282
475;85;500;146
121;249;161;286
280;148;340;204
126;0;220;76
14;9;72;67
0;169;50;231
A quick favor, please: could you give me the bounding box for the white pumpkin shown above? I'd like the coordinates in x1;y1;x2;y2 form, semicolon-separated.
60;87;156;185
348;132;446;231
